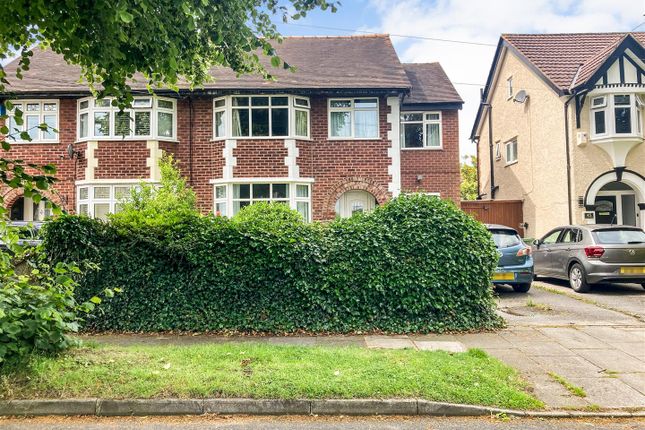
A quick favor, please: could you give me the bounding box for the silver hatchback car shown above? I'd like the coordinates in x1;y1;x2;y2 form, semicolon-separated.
532;225;645;293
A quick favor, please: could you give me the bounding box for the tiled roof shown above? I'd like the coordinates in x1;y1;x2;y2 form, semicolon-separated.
402;63;463;105
2;35;412;93
502;32;645;90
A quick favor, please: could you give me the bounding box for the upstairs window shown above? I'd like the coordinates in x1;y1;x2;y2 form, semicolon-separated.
329;98;379;139
590;93;643;138
4;100;59;142
400;112;442;149
214;95;309;139
77;96;176;141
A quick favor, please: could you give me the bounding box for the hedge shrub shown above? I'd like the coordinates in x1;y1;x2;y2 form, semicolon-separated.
43;195;501;333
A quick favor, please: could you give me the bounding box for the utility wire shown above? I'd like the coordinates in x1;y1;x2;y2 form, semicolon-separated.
631;21;645;31
281;22;497;47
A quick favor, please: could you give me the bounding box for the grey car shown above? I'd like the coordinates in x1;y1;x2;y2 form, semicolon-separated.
532;225;645;293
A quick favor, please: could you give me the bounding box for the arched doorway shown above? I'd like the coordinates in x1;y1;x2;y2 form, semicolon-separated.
335;190;376;218
584;170;644;228
594;182;638;226
8;196;51;222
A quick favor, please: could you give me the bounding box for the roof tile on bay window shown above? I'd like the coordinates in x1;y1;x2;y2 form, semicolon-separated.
2;35;411;93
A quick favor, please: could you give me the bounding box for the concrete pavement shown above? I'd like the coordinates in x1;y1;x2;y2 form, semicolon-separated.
2;416;644;430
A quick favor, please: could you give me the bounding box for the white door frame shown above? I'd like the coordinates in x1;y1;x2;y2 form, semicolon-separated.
596;189;638;225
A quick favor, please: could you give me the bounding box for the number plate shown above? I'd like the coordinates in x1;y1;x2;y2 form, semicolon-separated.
492;272;515;281
620;266;645;274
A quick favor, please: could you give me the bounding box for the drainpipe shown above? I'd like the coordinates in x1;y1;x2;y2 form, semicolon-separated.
564;94;576;225
188;96;194;185
483;103;497;199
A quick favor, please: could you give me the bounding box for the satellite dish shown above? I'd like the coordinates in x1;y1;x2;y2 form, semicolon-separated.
513;90;529;104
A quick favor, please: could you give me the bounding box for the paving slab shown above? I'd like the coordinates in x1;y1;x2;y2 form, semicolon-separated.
616;372;645;395
413;341;467;353
452;333;513;349
567;377;645;408
483;349;544;375
530;355;604;378
514;342;578;357
575;349;645;373
610;342;645;359
537;327;610;349
498;328;552;343
578;326;645;344
529;375;590;409
364;336;416;350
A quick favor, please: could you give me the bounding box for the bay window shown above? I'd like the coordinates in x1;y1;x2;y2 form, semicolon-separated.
329;98;379;139
77;183;140;220
213;95;310;139
77;96;176;140
400;112;442;149
4;100;59;142
590;93;644;138
212;181;312;221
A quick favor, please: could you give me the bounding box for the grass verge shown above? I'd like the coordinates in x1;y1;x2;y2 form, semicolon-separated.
548;372;586;398
1;342;543;410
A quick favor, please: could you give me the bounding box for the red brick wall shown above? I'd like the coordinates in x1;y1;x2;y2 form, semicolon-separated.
400;109;461;204
2;95;462;219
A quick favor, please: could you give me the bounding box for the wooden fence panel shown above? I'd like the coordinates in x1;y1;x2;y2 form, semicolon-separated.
461;200;524;237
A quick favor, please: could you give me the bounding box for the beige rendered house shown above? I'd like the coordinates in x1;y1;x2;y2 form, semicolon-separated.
471;32;645;238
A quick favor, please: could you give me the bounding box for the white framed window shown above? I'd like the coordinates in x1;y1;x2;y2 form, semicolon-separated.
400;112;442;149
495;142;501;160
4;100;59;142
328;98;379;139
212;95;310;140
590;93;644;139
212;180;313;221
507;76;513;99
77;96;176;141
76;183;140;220
505;138;518;164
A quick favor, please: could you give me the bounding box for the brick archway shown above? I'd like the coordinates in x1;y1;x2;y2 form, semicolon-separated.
323;177;390;219
2;188;64;213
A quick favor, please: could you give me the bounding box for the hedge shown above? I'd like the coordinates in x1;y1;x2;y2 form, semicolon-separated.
43;195;502;333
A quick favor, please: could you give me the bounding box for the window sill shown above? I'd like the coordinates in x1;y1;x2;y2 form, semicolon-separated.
75;137;179;144
590;134;644;144
401;146;443;151
210;136;312;142
327;137;381;141
505;160;518;167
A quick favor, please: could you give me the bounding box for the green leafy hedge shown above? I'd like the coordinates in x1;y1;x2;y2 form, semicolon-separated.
43;195;501;333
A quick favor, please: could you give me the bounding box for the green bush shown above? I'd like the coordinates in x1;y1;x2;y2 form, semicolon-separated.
0;221;114;366
43;195;501;333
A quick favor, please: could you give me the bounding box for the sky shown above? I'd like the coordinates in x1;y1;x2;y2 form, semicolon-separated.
274;0;645;160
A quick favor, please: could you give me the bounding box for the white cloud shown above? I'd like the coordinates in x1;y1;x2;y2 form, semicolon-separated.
368;0;643;157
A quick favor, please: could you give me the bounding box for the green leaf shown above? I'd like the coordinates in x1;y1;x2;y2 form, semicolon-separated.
119;10;134;23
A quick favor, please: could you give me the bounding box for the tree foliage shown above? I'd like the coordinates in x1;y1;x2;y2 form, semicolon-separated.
460;155;478;201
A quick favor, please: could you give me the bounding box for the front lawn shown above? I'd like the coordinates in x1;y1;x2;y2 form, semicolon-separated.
1;342;542;410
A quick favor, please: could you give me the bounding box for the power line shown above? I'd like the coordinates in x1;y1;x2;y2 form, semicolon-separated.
631;21;645;31
281;22;498;47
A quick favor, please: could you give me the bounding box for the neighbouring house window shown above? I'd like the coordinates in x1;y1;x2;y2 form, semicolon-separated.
507;76;513;99
505;138;518;164
212;181;312;221
329;98;379;139
4;100;59;142
400;112;442;148
590;93;643;138
213;95;310;139
76;183;139;220
77;96;176;140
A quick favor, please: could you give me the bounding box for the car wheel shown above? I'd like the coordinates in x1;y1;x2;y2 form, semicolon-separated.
569;263;590;293
512;283;532;293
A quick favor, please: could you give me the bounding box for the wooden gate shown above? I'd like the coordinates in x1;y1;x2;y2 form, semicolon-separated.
461;200;525;236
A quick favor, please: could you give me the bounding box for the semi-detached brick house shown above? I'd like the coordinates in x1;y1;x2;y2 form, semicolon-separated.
1;35;463;221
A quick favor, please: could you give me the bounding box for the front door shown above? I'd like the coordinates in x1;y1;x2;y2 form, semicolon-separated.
336;190;376;218
594;196;617;224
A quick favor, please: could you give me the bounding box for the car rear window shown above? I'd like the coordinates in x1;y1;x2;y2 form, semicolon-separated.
490;229;522;248
593;228;645;244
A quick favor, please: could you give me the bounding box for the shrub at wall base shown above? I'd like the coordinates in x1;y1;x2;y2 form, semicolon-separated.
43;195;501;333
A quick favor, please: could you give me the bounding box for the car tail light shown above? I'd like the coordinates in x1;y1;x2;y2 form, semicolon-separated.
516;247;532;257
584;246;605;258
